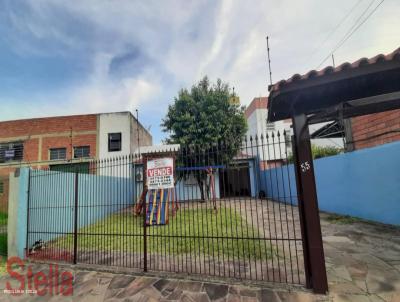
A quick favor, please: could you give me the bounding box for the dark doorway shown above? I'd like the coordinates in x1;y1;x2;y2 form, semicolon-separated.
220;162;251;198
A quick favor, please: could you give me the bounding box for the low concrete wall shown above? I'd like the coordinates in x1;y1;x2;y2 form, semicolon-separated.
260;141;400;225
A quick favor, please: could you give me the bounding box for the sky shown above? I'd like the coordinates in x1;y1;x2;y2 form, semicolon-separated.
0;0;399;143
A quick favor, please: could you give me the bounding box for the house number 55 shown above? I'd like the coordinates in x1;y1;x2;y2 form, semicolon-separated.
300;161;310;173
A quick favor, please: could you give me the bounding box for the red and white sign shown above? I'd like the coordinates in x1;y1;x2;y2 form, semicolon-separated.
146;157;174;189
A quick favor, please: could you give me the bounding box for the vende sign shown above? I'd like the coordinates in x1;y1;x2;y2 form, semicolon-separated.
146;157;174;189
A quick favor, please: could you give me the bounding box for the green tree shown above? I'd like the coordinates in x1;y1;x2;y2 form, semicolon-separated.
162;77;247;200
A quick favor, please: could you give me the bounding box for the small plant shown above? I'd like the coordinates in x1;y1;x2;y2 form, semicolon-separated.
285;144;342;164
326;213;361;224
311;145;342;159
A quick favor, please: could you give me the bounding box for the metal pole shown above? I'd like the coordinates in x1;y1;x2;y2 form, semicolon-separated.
73;172;79;264
292;114;328;294
25;169;32;258
142;155;148;272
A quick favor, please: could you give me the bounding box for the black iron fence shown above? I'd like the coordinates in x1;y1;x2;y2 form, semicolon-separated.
27;133;305;285
0;175;8;258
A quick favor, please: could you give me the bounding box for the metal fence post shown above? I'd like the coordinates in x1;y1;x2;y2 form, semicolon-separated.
292;114;328;294
73;172;79;265
25;169;31;258
143;156;148;272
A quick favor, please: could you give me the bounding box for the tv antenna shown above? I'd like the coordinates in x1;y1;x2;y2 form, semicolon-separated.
266;36;273;86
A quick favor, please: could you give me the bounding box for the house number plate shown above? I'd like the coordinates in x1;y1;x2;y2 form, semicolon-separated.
300;161;311;173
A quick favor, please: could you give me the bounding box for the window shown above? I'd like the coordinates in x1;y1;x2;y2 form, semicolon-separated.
0;141;23;163
0;181;3;194
108;133;122;152
49;148;67;160
74;146;90;159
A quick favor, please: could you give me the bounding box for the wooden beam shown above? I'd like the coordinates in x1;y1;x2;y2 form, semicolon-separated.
292;114;328;294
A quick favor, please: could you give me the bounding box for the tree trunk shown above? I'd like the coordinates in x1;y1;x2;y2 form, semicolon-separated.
195;175;206;202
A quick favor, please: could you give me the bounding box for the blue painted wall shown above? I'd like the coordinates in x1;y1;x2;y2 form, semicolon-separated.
27;170;136;247
260;141;400;225
260;163;298;205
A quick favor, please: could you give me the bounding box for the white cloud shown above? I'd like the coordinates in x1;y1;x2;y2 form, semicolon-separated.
0;0;399;142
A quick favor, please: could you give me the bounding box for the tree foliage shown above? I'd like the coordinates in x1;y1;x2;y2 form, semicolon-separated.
162;77;247;146
161;77;248;200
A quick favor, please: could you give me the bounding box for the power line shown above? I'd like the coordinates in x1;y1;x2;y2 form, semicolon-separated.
305;0;365;65
316;0;385;69
329;0;377;55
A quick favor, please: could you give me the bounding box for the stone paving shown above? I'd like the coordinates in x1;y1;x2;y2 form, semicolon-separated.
0;212;399;301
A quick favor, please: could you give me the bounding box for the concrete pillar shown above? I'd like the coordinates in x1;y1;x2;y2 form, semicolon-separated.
7;168;29;259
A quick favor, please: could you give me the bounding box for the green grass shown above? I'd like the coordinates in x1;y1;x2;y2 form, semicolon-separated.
0;212;7;226
326;213;361;224
0;256;6;276
52;207;277;260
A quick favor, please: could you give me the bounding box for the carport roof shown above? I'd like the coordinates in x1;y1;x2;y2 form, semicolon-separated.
267;47;400;123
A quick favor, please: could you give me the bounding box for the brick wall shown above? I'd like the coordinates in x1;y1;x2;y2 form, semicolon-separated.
0;114;98;161
0;115;97;138
0;114;98;209
245;97;268;119
41;134;97;161
0;176;8;213
351;109;400;150
0;167;15;213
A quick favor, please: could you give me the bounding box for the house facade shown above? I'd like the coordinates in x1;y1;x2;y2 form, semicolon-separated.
245;97;292;169
245;96;346;170
0;111;152;210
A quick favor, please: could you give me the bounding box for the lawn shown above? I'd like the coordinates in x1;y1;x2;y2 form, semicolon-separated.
0;256;6;276
51;206;278;261
0;234;7;276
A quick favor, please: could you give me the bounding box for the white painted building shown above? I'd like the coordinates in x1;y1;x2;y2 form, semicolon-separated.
98;112;152;159
244;97;291;167
244;97;344;169
96;112;152;177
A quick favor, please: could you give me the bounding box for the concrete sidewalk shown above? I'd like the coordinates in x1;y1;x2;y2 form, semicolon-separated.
0;213;399;301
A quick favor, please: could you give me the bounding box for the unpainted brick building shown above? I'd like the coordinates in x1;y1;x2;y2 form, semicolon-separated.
0;112;152;210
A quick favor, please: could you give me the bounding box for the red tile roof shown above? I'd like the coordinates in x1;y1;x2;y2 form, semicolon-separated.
269;47;400;93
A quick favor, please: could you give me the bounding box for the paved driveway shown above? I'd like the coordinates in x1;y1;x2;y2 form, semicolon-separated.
0;212;399;301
